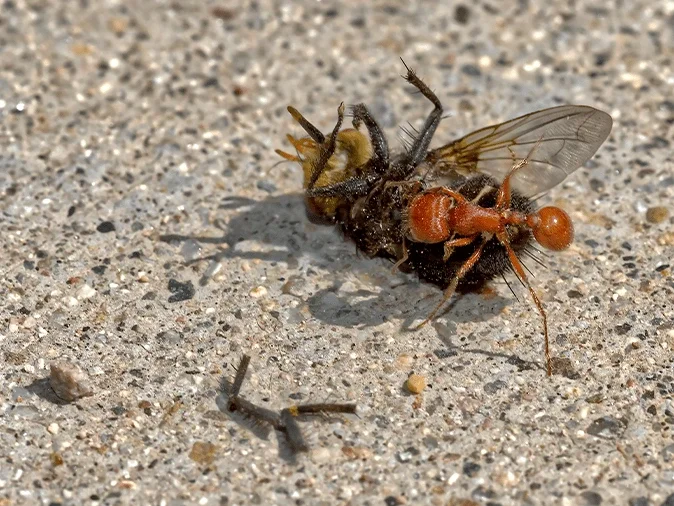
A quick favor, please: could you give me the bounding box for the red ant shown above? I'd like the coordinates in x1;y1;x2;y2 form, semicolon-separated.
401;145;572;375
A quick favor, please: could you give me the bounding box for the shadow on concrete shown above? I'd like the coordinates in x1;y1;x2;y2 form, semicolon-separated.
25;378;70;406
160;192;543;371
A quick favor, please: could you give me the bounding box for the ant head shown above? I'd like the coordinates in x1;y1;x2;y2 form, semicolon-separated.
528;206;574;251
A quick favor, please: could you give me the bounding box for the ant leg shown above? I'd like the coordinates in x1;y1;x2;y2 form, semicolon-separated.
350;104;389;169
415;237;487;329
392;237;409;272
495;150;529;209
308;103;345;189
496;140;543;209
399;58;443;168
496;231;552;376
431;186;469;205
287;106;325;144
442;234;477;262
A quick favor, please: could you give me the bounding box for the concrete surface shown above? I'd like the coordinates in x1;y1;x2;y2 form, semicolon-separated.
1;0;673;505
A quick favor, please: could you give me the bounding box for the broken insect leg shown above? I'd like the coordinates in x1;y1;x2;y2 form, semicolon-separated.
287;403;358;417
219;355;358;456
279;408;309;453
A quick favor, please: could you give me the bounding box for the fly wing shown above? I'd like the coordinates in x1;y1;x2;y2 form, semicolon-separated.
425;105;613;197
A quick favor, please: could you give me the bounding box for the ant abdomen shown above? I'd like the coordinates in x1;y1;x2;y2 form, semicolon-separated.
528;206;574;251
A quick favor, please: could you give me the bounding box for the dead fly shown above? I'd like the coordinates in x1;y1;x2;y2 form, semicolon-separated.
218;355;357;455
277;62;612;375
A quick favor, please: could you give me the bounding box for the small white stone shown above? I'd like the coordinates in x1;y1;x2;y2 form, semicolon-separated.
249;286;267;298
47;423;59;435
311;447;332;464
63;296;79;307
22;316;37;329
49;361;94;402
76;284;97;300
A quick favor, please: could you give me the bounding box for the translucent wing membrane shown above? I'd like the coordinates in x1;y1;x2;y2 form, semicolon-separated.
425;105;613;197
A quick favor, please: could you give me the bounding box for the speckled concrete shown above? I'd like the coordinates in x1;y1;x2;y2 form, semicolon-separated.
1;1;673;505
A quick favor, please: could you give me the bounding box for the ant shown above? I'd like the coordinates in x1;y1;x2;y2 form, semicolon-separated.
401;143;572;375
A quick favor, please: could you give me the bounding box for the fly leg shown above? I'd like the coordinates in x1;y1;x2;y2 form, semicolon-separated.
287;103;345;190
392;237;409;272
350;103;389;170
307;103;345;189
305;172;377;199
398;59;444;169
302;102;392;200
